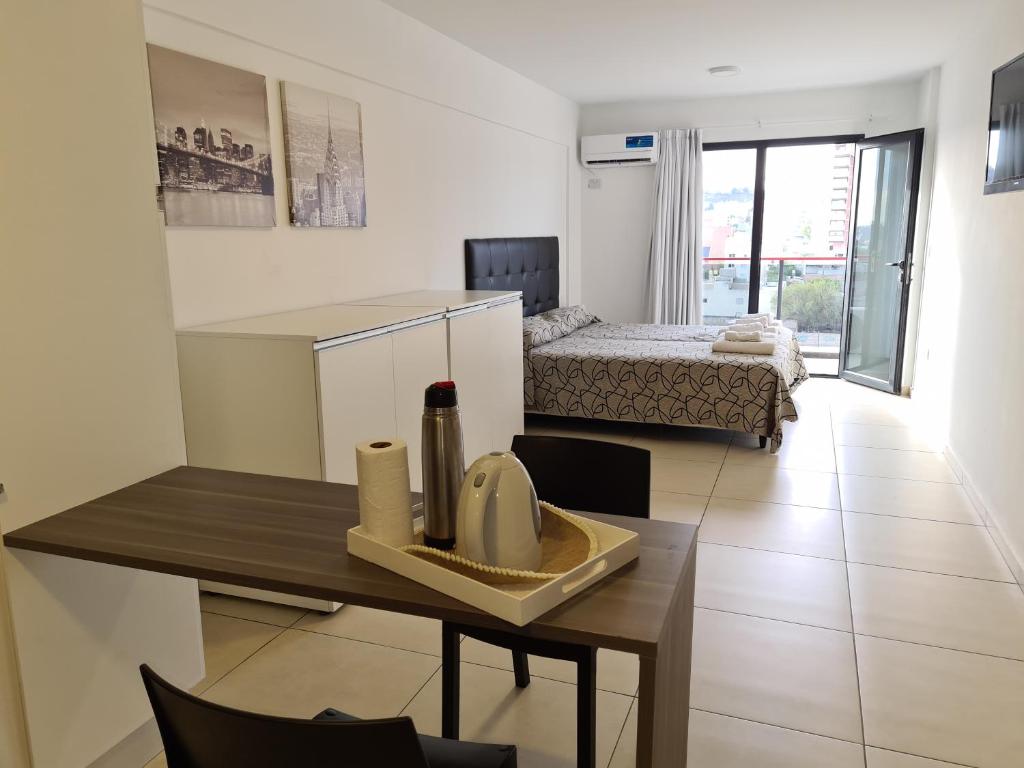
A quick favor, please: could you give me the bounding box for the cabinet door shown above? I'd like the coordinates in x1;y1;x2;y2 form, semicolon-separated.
316;333;397;484
448;301;525;462
488;300;526;449
447;309;493;463
391;319;449;491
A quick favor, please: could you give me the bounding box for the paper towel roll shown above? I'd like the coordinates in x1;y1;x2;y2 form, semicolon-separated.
355;438;414;547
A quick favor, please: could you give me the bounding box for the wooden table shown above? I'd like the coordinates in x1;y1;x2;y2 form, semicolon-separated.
3;466;696;768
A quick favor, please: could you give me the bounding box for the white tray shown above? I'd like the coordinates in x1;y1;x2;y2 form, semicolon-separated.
347;513;639;626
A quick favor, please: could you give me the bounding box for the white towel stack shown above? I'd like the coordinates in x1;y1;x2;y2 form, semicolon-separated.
713;317;777;354
723;330;763;342
725;322;764;333
724;322;775;336
712;338;776;355
738;313;772;327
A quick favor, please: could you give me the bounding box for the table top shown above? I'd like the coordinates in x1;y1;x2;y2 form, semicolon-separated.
3;467;697;656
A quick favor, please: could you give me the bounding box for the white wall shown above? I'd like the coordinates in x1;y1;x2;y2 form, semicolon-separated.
143;0;581;329
0;546;29;768
579;80;925;323
912;0;1024;575
0;1;204;766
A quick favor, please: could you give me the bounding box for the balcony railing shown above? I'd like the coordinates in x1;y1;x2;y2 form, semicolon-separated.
702;255;847;360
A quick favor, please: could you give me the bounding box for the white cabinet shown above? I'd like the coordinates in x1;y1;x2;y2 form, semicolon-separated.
351;291;525;464
447;300;525;460
391;319;450;490
176;292;521;611
316;332;398;484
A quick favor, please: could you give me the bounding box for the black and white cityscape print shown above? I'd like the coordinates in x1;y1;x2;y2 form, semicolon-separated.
280;82;366;228
147;45;275;227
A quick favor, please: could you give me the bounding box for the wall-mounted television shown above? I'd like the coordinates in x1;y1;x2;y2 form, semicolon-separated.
985;52;1024;195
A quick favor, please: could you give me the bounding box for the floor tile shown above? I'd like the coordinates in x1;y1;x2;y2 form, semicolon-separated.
833;423;941;452
458;638;639;695
713;465;841;510
651;458;720;495
143;754;167;768
727;433;837;473
839;475;980;524
199;591;308;627
848;563;1024;659
201;629;440;719
402;661;632;768
836;447;957;483
687;709;866;768
700;498;845;560
295;604;442;656
606;699;637;768
524;417;636;444
192;612;284;695
696;543;852;631
611;705;868;768
831;402;914;427
858;635;1024;768
650;491;707;525
632;426;731;462
843;512;1014;582
691;608;862;742
865;747;963;767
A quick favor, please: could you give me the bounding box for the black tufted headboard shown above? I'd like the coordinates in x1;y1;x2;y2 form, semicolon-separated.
464;237;559;317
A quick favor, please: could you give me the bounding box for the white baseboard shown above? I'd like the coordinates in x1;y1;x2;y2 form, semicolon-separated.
946;445;1024;590
86;718;161;768
85;667;204;768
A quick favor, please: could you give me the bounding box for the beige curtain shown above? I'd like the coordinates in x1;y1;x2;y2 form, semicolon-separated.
646;128;703;324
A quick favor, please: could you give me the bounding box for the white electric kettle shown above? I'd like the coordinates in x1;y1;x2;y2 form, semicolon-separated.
456;451;542;571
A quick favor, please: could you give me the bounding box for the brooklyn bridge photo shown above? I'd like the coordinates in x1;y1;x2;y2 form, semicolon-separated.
147;45;275;227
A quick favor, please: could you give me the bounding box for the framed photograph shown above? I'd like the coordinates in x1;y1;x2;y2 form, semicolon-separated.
146;45;275;227
280;81;367;227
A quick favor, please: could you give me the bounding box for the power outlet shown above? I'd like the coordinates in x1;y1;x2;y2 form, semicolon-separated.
587;177;601;190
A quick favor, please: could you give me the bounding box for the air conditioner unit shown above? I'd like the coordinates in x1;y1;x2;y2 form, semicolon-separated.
581;132;659;167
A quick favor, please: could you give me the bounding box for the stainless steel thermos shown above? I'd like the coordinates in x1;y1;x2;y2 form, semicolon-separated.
421;381;465;549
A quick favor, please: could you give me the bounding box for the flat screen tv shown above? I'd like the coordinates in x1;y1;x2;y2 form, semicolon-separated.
985;52;1024;194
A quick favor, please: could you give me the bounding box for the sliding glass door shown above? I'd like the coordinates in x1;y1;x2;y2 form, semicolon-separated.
702;136;861;375
838;130;924;392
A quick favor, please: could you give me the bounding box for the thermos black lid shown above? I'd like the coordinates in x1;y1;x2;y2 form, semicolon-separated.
425;380;458;408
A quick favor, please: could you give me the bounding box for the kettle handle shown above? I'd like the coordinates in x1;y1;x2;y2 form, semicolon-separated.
461;466;502;564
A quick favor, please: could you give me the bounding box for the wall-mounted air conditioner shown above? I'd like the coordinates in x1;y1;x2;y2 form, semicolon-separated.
580;132;659;167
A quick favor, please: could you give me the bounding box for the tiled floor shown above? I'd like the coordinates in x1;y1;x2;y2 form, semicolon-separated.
144;379;1024;768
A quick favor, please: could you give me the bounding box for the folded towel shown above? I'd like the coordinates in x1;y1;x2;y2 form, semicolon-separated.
726;322;767;333
712;339;776;355
724;330;762;342
720;324;775;337
740;312;771;322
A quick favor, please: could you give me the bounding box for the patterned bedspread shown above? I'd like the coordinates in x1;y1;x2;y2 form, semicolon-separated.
524;322;808;452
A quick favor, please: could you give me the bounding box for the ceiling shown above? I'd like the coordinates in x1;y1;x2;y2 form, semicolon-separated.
381;0;988;103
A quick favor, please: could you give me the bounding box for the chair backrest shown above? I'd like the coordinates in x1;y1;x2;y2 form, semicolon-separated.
140;664;430;768
510;435;651;518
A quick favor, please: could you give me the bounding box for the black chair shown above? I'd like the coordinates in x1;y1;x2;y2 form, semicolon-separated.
442;435;650;768
140;664;517;768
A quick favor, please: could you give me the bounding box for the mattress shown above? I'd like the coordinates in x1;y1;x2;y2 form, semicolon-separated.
524;321;808;452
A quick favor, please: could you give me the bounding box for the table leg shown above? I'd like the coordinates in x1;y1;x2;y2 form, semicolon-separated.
577;646;597;768
635;551;695;767
442;621;460;740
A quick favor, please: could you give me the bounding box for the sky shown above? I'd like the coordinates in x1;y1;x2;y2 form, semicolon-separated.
704;143;850;258
147;45;271;153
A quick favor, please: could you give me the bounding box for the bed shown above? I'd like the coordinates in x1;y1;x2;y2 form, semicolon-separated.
465;236;808;452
